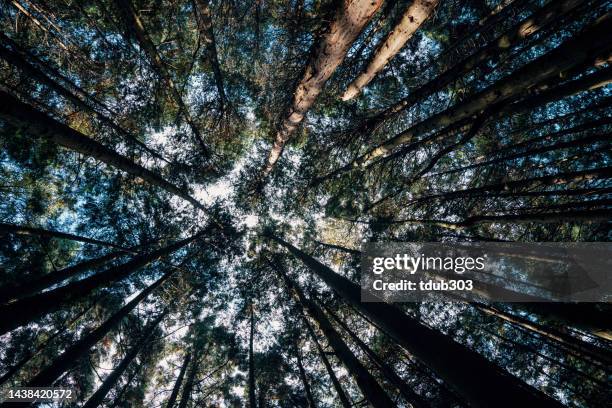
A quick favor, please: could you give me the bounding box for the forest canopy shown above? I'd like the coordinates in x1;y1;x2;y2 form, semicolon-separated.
0;0;610;407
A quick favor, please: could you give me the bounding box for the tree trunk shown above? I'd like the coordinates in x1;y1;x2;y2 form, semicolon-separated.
0;37;168;162
431;128;611;178
20;269;174;389
268;234;564;408
0;303;93;386
0;234;197;335
248;304;257;408
361;0;587;121
259;0;383;179
81;309;167;408
0;250;124;305
273;259;395;408
0;90;207;210
300;311;352;408
176;352;200;408
314;240;360;256
193;0;227;110
112;0;209;156
407;166;612;206
325;13;612;174
323;303;430;408
341;0;440;100
0;223;129;251
295;343;317;408
165;351;192;408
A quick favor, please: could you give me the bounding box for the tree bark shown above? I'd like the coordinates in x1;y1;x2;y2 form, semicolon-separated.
273;259;395;408
259;0;384;179
165;351;192;408
81;309;168;408
300;311;352;408
295;342;317;408
0;250;124;305
112;0;209;156
268;234;564;408
323;13;612;176
248;304;257;408
21;269;174;389
0;89;206;210
323;303;430;408
0;234;198;335
341;0;440;100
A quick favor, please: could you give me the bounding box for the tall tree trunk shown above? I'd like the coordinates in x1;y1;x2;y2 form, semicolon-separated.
0;250;124;305
248;304;257;408
165;351;193;408
0;234;197;335
268;235;564;408
360;0;587;123
81;309;168;408
176;352;200;408
107;363;141;408
112;0;209;156
294;342;316;408
322;13;612;176
473;302;612;364
0;38;168;162
193;0;227;110
0;90;206;210
0;223;129;251
0;303;94;386
323;302;430;408
341;0;440;100
19;269;174;390
272;259;395;408
407;166;612;206
300;311;352;408
259;0;384;179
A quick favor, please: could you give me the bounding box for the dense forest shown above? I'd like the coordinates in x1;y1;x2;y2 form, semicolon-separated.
0;0;610;406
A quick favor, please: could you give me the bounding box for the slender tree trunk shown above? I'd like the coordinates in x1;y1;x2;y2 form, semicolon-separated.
16;269;174;391
0;39;167;162
193;0;227;110
323;303;430;408
473;302;612;364
0;303;94;386
323;13;612;175
300;311;352;408
361;0;587;122
0;234;197;335
341;0;440;100
81;309;168;408
0;90;207;210
107;363;141;408
314;240;360;256
272;259;395;408
430;129;611;178
176;352;200;408
268;235;564;408
0;250;124;304
165;351;192;408
259;0;384;179
406;166;612;206
248;304;257;408
295;343;317;408
112;0;209;156
0;223;129;251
